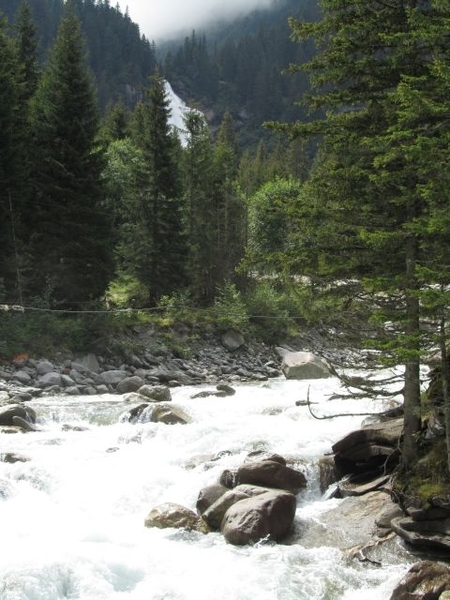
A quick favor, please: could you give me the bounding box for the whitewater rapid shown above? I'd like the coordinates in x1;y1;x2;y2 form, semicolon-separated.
0;377;411;599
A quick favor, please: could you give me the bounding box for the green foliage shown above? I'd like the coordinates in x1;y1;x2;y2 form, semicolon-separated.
243;280;300;343
212;281;249;332
26;6;114;308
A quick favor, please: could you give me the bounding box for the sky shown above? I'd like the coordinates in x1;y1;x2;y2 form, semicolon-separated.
116;0;275;41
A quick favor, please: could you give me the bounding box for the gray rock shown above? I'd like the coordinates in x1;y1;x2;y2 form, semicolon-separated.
37;372;63;388
222;330;245;351
137;384;172;403
116;376;144;394
35;360;54;376
99;370;128;386
0;403;36;426
278;350;330;380
12;370;33;386
221;490;297;545
73;353;100;374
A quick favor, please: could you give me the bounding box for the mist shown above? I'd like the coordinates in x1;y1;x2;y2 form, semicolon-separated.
117;0;276;41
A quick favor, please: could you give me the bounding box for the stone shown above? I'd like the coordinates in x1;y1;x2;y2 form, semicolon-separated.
137;384;172;403
12;370;33;386
116;376;144;394
144;502;210;533
221;330;245;351
0;403;36;426
390;561;450;600
99;370;128;386
278;349;330;380
196;484;229;515
236;460;307;494
221;490;297;545
35;360;54;376
37;372;63;388
73;353;100;374
150;403;192;425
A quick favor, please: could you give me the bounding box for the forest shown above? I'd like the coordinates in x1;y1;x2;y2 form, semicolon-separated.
1;0;450;485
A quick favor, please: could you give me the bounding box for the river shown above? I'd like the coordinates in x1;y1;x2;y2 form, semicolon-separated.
0;376;412;599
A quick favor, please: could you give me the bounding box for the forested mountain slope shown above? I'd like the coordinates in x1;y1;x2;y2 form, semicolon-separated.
0;0;157;110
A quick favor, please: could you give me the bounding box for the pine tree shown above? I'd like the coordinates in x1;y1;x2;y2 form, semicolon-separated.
213;112;246;286
182;109;217;304
26;6;114;308
278;0;450;468
0;15;22;301
130;72;187;303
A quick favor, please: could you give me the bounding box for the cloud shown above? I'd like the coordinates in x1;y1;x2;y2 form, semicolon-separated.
117;0;275;40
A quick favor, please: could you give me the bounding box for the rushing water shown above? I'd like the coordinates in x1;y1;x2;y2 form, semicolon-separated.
0;377;412;600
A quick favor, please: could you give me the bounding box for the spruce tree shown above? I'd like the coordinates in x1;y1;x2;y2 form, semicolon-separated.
0;15;22;301
277;0;450;468
27;6;113;308
130;72;187;304
182;110;217;304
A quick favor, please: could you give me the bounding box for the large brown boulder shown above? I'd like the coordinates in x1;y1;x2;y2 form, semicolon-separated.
202;484;273;531
221;490;296;545
390;561;450;600
236;460;307;494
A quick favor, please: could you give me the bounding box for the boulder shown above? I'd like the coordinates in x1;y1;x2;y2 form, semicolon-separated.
236;459;307;494
98;370;128;386
35;360;54;376
137;385;172;403
202;484;274;530
116;376;144;394
332;417;403;474
222;330;245;351
151;403;192;425
37;371;63;388
0;403;36;426
391;509;450;552
12;370;33;386
196;484;229;515
278;350;330;380
144;502;209;533
390;561;450;600
73;353;100;374
221;490;296;545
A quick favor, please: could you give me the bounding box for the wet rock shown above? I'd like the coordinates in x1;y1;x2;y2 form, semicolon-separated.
137;385;172;403
236;459;307;494
332;417;403;475
196;484;229;515
12;370;33;386
1;452;30;463
12;415;38;432
0;403;36;426
221;490;296;545
390;561;450;600
150;403;192;425
202;484;274;531
36;360;55;375
144;502;210;533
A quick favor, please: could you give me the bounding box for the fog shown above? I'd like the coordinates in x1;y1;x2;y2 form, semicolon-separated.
116;0;275;40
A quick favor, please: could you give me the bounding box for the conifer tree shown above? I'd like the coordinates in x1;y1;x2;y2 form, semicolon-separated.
277;0;450;468
213;112;246;286
182;109;217;304
27;5;113;308
130;72;187;303
0;15;22;301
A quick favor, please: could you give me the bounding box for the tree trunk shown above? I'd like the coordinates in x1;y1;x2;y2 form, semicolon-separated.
402;236;421;468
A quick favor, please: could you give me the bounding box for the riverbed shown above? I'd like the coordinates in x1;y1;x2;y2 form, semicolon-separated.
0;376;412;599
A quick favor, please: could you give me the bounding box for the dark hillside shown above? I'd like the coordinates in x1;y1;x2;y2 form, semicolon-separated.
0;0;157;110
